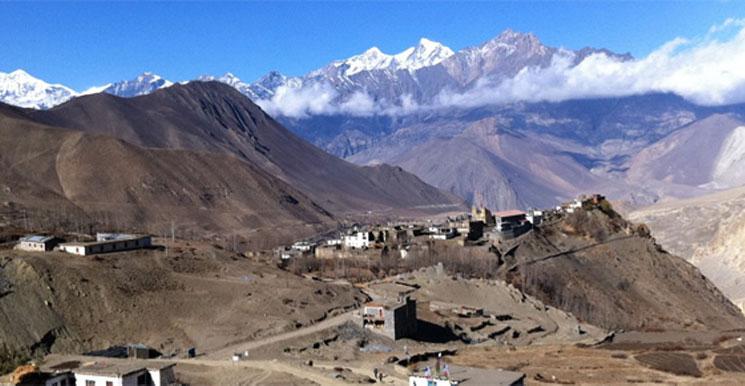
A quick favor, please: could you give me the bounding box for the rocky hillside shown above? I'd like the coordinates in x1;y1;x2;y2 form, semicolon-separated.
629;186;745;312
0;240;365;360
500;203;745;331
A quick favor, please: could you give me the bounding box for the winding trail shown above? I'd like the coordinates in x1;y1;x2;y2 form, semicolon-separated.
205;310;356;360
507;235;635;272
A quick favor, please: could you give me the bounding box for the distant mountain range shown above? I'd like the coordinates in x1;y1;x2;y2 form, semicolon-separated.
4;29;745;211
0;30;631;111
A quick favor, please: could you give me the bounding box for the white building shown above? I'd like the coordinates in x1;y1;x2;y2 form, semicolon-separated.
343;231;372;249
409;364;525;386
526;210;543;225
59;234;151;256
15;235;59;252
73;362;176;386
291;241;315;253
429;228;456;240
325;238;342;246
409;376;453;386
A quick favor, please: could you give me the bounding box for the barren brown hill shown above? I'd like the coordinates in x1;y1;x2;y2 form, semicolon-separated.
21;81;462;214
0;240;365;361
0;112;334;246
501;204;745;332
629;186;745;312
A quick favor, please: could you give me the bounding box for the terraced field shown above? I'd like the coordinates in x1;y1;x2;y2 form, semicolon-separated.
635;352;701;377
714;344;745;373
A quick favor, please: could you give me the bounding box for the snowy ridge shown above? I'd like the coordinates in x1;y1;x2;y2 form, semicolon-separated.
327;38;454;76
0;69;76;109
101;72;173;98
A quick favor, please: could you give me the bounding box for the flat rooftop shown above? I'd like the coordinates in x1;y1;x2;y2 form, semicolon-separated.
413;364;525;385
493;210;526;218
60;235;148;247
20;235;55;243
73;360;174;377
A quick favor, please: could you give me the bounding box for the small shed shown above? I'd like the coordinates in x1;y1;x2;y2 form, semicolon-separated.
16;235;60;252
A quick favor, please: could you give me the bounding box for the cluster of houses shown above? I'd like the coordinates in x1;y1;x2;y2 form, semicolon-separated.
14;233;152;256
276;194;608;263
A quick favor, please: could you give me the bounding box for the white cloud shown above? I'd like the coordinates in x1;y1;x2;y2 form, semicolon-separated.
256;82;338;118
256;82;385;118
259;19;745;118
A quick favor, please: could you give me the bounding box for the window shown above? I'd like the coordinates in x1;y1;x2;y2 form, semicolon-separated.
86;381;95;386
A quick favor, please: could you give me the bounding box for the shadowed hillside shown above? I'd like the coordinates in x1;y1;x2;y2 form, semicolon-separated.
0;113;334;247
21;81;463;214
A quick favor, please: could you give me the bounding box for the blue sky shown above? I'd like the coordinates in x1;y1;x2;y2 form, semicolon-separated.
1;1;743;90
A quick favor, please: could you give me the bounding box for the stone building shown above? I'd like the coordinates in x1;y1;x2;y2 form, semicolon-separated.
359;296;417;340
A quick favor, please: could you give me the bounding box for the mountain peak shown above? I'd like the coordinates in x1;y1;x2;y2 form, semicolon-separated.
7;69;33;79
100;72;173;98
418;37;438;47
0;69;76;109
491;29;542;46
363;46;386;56
393;38;454;71
334;46;394;76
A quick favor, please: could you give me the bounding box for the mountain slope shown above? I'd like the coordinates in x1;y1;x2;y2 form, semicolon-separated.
0;109;334;246
19;81;461;214
503;204;745;331
350;117;603;209
627;113;745;190
629;186;745;312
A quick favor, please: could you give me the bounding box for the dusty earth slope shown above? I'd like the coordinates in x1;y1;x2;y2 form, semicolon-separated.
15;81;462;214
500;204;745;331
0;113;334;246
0;238;366;360
630;186;745;312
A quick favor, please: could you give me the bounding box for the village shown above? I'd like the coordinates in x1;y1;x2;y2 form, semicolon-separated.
276;194;605;263
3;194;614;386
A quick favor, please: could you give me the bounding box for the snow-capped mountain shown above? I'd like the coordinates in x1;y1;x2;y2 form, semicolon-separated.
393;38;455;71
1;29;631;113
0;69;76;109
247;30;633;112
316;38;454;77
97;72;173;98
201;71;303;100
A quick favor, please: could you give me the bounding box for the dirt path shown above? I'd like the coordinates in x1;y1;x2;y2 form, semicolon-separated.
173;358;349;386
315;362;408;385
507;235;635;272
206;310;356;360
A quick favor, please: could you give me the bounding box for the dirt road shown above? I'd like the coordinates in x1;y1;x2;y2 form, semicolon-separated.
173;358;350;386
206;310;356;360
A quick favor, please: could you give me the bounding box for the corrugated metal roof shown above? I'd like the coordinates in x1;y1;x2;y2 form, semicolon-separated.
20;235;54;243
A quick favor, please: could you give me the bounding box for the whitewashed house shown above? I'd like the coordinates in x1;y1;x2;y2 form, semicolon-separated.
73;362;176;386
291;241;315;253
526;210;543;225
429;228;457;240
59;234;151;256
16;235;59;252
343;231;372;249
